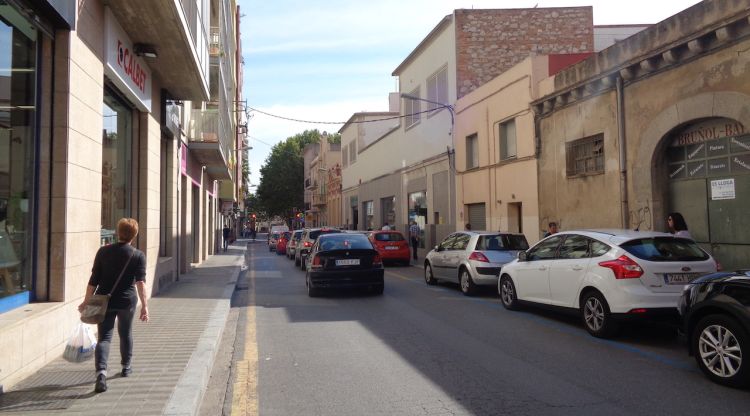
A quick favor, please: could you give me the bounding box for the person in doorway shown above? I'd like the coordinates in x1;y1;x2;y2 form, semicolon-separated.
409;220;420;262
465;223;472;231
79;218;148;393
667;212;692;239
544;222;558;238
222;224;231;251
381;222;391;230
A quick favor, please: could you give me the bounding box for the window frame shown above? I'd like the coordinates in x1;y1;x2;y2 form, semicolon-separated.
349;140;357;164
404;87;421;130
499;118;517;161
466;133;479;170
426;65;448;118
566;134;605;177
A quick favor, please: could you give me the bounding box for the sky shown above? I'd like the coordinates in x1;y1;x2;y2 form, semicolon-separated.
237;0;702;187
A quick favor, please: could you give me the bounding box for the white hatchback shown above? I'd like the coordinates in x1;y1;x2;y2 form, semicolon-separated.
498;229;718;338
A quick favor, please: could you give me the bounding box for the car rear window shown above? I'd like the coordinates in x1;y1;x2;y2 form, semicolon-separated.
476;234;530;251
374;232;404;242
309;229;342;240
293;231;303;240
318;234;373;250
620;237;710;261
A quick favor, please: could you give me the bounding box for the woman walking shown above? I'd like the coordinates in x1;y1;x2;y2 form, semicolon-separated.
667;212;692;239
79;218;149;393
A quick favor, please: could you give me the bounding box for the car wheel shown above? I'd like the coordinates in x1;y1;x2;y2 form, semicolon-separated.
306;275;319;297
499;275;520;310
295;256;300;266
424;263;437;285
580;291;619;338
459;268;477;296
692;314;750;388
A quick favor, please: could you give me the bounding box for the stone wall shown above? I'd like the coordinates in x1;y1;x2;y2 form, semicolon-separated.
454;7;593;98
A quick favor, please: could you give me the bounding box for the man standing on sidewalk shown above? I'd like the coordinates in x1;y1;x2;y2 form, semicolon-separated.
222;224;231;252
409;220;420;262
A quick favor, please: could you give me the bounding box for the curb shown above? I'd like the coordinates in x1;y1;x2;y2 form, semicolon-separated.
163;247;245;416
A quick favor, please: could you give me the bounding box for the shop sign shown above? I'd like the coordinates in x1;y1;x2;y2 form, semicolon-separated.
671;118;745;147
710;179;736;200
221;201;234;216
104;8;152;112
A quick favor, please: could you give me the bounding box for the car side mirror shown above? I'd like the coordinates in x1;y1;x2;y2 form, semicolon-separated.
518;251;528;262
435;245;441;252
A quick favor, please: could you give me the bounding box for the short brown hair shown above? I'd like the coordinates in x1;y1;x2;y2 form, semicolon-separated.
117;218;139;242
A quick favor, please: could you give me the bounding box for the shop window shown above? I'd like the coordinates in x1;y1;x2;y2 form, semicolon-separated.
0;5;38;309
408;191;427;248
102;87;133;245
381;196;395;227
566;134;604;177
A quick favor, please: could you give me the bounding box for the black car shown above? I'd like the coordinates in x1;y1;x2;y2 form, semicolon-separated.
296;227;343;269
305;233;384;297
679;270;750;388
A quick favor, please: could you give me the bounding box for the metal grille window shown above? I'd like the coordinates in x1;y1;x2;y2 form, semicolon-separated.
404;87;421;129
499;119;517;160
427;66;448;113
566;134;604;176
466;134;479;169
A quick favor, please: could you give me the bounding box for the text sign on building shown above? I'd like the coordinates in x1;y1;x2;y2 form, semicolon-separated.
710;178;736;200
104;8;152;112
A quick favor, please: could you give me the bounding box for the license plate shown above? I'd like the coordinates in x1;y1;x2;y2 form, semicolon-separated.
665;273;700;284
336;259;360;266
385;246;399;250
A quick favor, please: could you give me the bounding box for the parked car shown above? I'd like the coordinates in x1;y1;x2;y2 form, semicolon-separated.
287;230;303;260
305;233;384;296
276;231;291;255
268;231;281;252
296;227;343;269
368;230;411;266
679;270;750;388
424;231;529;296
498;229;718;338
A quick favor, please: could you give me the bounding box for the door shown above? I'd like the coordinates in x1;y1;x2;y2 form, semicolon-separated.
547;235;591;308
508;202;522;233
467;203;486;231
431;234;457;279
447;233;471;283
514;235;562;303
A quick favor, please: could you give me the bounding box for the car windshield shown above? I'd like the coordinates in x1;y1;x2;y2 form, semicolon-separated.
476;234;529;251
309;229;342;240
293;231;303;240
318;234;373;250
620;237;710;261
282;232;291;239
374;232;404;242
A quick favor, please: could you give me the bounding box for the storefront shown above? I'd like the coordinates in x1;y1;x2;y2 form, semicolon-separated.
408;191;427;248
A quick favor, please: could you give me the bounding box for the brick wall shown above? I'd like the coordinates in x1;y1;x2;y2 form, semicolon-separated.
455;7;593;98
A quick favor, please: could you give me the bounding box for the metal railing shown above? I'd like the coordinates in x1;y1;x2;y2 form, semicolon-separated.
178;0;210;85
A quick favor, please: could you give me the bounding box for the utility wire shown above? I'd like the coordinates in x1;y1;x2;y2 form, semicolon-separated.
247;106;442;125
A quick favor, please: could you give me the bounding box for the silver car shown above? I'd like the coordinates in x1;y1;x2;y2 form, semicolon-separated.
424;231;529;295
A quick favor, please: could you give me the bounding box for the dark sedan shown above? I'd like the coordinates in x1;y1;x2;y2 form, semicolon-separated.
305;233;384;297
679;270;750;388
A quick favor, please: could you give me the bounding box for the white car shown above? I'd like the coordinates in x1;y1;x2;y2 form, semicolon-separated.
498;229;718;338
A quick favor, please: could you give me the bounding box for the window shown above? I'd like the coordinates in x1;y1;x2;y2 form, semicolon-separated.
408;191;427;248
477;234;530;251
102;87;133;245
566;134;604;176
404;87;421;129
590;240;611;257
363;200;374;230
349;141;357;164
453;234;471;251
499;119;517;160
427;66;448;114
374;232;405;242
342;144;348;167
558;235;590;259
381;196;395;226
620;237;710;261
466;134;478;169
527;236;563;260
440;234;458;250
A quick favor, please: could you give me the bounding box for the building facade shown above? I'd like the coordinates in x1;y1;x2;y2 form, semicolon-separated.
0;0;241;390
533;0;750;270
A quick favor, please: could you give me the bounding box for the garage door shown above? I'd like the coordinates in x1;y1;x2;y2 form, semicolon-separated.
467;203;486;231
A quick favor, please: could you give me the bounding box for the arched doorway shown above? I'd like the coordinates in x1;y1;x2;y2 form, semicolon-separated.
664;117;750;270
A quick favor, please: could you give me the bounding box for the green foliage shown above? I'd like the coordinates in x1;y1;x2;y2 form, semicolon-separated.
326;132;341;144
255;129;321;218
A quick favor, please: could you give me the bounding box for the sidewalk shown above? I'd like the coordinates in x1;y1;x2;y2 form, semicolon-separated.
0;241;247;416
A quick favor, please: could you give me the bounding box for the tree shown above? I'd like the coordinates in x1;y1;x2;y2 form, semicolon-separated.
255;129;321;219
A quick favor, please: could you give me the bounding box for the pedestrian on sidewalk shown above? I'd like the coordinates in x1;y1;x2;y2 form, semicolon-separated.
543;221;558;238
409;220;420;262
667;212;692;239
222;224;231;251
79;218;149;393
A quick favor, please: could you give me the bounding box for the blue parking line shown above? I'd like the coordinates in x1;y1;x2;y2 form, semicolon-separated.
385;269;697;372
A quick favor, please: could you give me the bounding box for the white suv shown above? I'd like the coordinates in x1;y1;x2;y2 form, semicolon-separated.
498;229;718;338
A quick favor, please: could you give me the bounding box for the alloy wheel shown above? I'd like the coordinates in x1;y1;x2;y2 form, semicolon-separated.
699;324;743;379
583;297;605;331
501;279;514;306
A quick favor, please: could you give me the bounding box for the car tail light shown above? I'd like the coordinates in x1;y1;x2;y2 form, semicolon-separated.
468;251;490;263
373;254;383;267
311;255;323;269
629;308;648;314
304;241;312;247
599;255;643;279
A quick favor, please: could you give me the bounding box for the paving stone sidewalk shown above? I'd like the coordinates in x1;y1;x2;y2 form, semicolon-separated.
0;241;247;416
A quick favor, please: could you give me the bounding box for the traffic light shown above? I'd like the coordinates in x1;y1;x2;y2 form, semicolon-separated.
252;213;257;219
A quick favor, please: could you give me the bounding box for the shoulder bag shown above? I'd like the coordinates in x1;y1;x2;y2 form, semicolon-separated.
80;251;135;324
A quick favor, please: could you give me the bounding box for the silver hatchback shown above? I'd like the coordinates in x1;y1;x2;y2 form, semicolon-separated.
424;231;529;295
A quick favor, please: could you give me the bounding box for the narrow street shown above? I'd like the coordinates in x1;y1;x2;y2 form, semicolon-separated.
204;239;750;416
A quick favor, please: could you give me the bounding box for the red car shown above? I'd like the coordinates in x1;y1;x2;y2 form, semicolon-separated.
276;231;291;255
368;230;411;266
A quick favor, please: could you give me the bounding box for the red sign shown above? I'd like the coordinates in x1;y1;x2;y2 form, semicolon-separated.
116;40;147;93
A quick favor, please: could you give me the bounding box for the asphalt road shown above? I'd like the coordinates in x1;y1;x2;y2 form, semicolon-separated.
211;239;749;416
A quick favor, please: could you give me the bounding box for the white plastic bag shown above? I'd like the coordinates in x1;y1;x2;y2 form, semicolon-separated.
63;322;97;363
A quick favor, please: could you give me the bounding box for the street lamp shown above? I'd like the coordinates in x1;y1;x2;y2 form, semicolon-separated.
400;92;454;134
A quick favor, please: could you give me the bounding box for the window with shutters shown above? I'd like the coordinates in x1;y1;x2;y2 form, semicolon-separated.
426;66;448;117
350;141;357;163
499;118;517;161
566;134;604;176
404;87;421;129
342;144;349;167
466;134;478;169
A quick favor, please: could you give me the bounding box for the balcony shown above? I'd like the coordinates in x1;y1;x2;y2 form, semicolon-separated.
106;0;210;100
306;178;318;190
312;192;326;207
187;109;232;179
